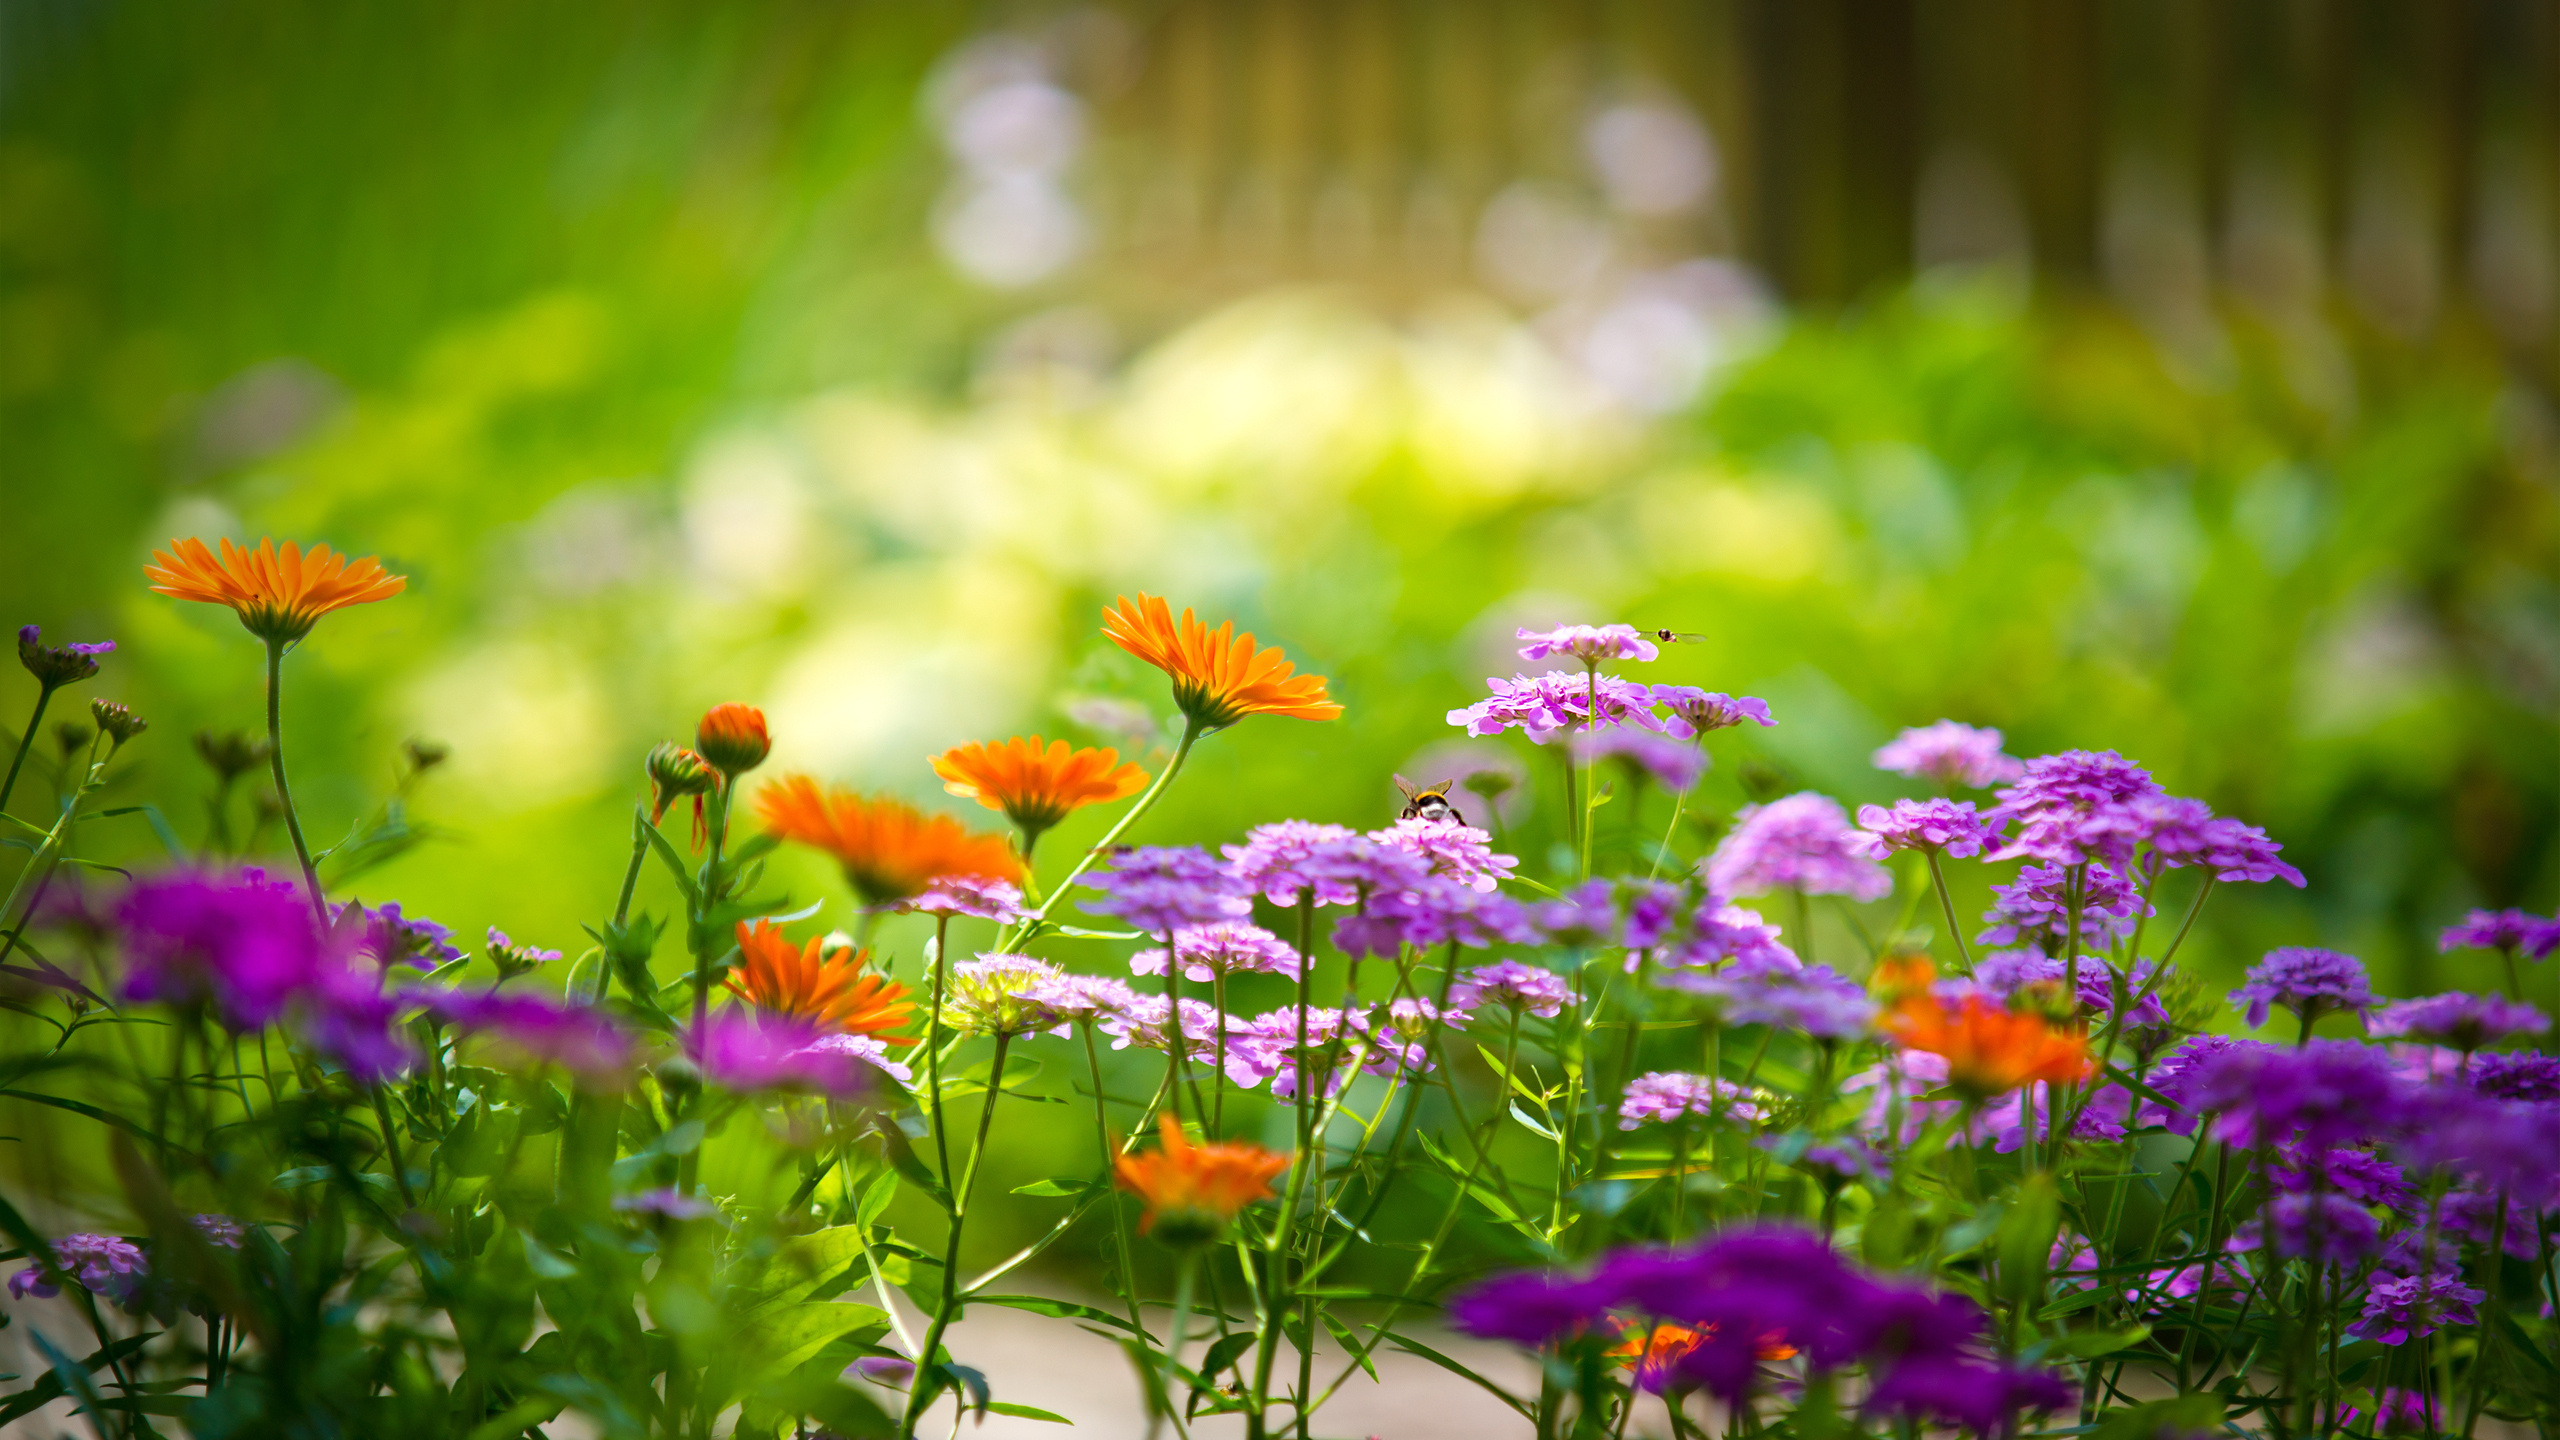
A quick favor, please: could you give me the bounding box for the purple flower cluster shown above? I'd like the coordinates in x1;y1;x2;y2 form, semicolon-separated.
415;986;634;1084
2185;1039;2406;1149
1448;960;1572;1017
1515;623;1659;666
2230;947;2375;1029
2367;992;2546;1051
2471;1051;2560;1101
1977;863;2149;951
1871;721;2024;789
336;900;463;970
1666;963;1873;1039
2123;795;2304;886
1855;798;2002;858
2348;1273;2484;1345
1223;821;1392;908
1705;793;1892;902
1451;1227;2072;1428
9;1233;147;1303
1078;846;1252;934
2438;908;2560;959
1651;688;1777;738
1656;895;1799;973
1371;817;1518;892
1972;952;2171;1031
1618;1071;1758;1128
685;1012;871;1097
1331;875;1537;959
1130;922;1304;983
903;874;1027;923
16;624;114;688
1449;671;1668;742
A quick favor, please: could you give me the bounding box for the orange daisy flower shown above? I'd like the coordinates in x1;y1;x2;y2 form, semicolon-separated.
931;735;1147;842
724;920;916;1044
1113;1113;1290;1246
1883;991;2092;1101
1100;593;1342;732
696;703;771;776
754;774;1023;906
1607;1321;1796;1389
146;537;406;644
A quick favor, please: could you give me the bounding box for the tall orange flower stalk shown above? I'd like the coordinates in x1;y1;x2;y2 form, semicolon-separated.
931;735;1146;855
724;920;915;1044
146;537;406;645
1101;593;1342;733
755;774;1022;907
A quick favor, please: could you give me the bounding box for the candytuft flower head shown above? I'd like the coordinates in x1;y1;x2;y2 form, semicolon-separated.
2367;992;2546;1053
1872;721;2024;789
2438;908;2560;960
931;735;1147;847
1080;845;1252;934
1515;623;1659;667
946;953;1066;1037
146;537;405;644
694;703;769;777
17;625;113;688
755;774;1022;907
1113;1112;1290;1247
1883;991;2091;1100
1705;792;1892;902
1101;593;1341;731
89;699;147;748
2231;947;2375;1031
1650;687;1776;738
725;919;915;1044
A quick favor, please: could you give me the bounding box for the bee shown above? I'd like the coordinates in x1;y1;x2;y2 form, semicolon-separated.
1394;774;1466;825
1652;629;1709;644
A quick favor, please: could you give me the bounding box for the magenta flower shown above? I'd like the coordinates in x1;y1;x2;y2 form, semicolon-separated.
2439;908;2560;960
800;1032;914;1085
190;1214;247;1249
414;986;635;1083
1618;1071;1758;1128
16;624;113;688
1977;862;2149;951
1020;972;1142;1027
2186;1039;2408;1149
1368;816;1518;892
2367;992;2546;1052
1669;963;1874;1039
1077;845;1252;934
2127;795;2304;886
1855;798;2001;859
1649;687;1776;739
484;928;562;976
1871;721;2022;789
333;900;462;970
901;874;1027;923
1131;921;1303;983
2339;1389;2441;1434
1331;875;1537;959
1572;724;1705;792
115;869;329;1029
2471;1052;2560;1101
1222;821;1371;907
1656;897;1798;973
685;1012;870;1097
2347;1273;2483;1345
1984;750;2163;866
1514;623;1659;666
2231;947;2375;1029
9;1233;147;1303
1704;793;1891;902
1448;671;1664;742
614;1188;717;1221
1449;960;1572;1018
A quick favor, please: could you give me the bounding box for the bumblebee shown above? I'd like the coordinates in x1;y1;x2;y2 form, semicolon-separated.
1394;775;1466;825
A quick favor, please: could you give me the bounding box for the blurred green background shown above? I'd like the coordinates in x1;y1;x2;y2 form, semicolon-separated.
3;0;2557;1271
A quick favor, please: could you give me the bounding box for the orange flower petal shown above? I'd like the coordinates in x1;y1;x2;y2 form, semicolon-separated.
1101;593;1342;731
755;774;1022;906
725;919;916;1042
931;735;1147;836
146;536;405;643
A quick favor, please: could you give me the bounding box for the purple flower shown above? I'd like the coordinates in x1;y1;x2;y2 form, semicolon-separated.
1447;1271;1613;1348
1618;1071;1758;1128
1533;880;1618;946
1222;821;1373;907
1865;1357;2076;1436
9;1233;147;1303
412;986;634;1083
1977;863;2149;951
2439;908;2560;960
1656;897;1798;973
2339;1389;2441;1435
2347;1272;2483;1345
1362;997;1465;1075
190;1214;247;1249
800;1032;914;1085
483;928;562;975
1972;952;2171;1031
2186;1039;2409;1150
2471;1051;2560;1101
1449;960;1571;1017
1100;994;1230;1064
1332;875;1536;959
1368;817;1519;892
16;624;113;688
1515;623;1658;666
686;1012;869;1097
114;869;327;1028
1078;846;1252;934
2231;947;2375;1030
2134;1035;2271;1133
2249;1192;2380;1262
1650;687;1776;739
1228;1005;1367;1099
614;1188;716;1221
334;901;462;971
1704;793;1891;902
1449;671;1665;742
1021;972;1143;1027
847;1355;918;1387
1572;724;1705;792
2393;1090;2560;1199
299;965;419;1083
1667;964;1875;1039
2367;993;2547;1051
2424;1188;2544;1260
1871;721;2023;789
1855;798;2001;859
2128;795;2303;886
2271;1147;2412;1209
1985;750;2163;866
1131;921;1303;983
1621;881;1686;948
901;875;1026;923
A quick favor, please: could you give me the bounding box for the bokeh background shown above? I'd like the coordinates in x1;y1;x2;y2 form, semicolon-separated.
3;0;2558;1386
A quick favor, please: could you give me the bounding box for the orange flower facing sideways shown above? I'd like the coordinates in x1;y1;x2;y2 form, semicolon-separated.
755;774;1023;906
1883;990;2093;1101
1113;1113;1291;1247
1101;593;1342;732
724;920;916;1044
1607;1321;1797;1388
931;735;1147;842
146;537;406;644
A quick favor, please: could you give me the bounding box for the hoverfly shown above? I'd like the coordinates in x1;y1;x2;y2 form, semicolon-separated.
1394;775;1466;825
1652;629;1709;644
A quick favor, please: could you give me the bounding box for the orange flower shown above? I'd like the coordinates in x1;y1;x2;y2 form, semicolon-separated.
146;537;406;644
1884;991;2092;1100
696;703;771;776
1606;1321;1796;1387
1101;593;1342;731
724;920;916;1044
755;774;1023;906
1113;1113;1290;1246
931;735;1147;841
1869;951;1937;1007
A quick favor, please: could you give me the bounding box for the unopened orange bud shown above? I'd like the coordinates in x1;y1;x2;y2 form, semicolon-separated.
696;703;771;776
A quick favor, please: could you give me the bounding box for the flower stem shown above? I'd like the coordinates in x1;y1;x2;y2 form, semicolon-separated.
1149;1248;1202;1440
263;640;326;922
903;1028;1011;1439
612;803;649;927
1924;849;1972;972
0;682;55;820
1007;718;1202;947
1084;1022;1148;1341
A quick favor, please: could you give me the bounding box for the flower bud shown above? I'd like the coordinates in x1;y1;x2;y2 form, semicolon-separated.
194;729;272;783
694;703;770;776
16;625;112;689
53;721;90;759
90;699;147;747
646;743;717;824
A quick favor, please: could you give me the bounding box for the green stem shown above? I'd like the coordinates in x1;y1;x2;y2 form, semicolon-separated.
1581;667;1600;880
1085;1022;1149;1342
1005;718;1202;948
612;804;649;927
925;915;955;1189
1924;849;1972;971
371;1084;417;1210
903;1028;1012;1439
0;682;55;820
262;640;326;921
1793;887;1814;966
1150;1249;1202;1440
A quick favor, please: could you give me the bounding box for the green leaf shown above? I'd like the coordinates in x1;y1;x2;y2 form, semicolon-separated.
1996;1172;2060;1304
1321;1311;1376;1381
856;1168;899;1227
1011;1178;1095;1199
1507;1103;1560;1141
986;1401;1074;1424
1194;1331;1256;1386
0;1088;189;1158
2088;1394;2224;1440
2047;1323;2152;1360
967;1293;1146;1338
1381;1332;1534;1418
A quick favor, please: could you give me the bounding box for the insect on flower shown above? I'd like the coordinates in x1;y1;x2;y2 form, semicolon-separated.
1101;593;1342;732
1394;774;1465;825
1113;1113;1290;1247
146;537;406;644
